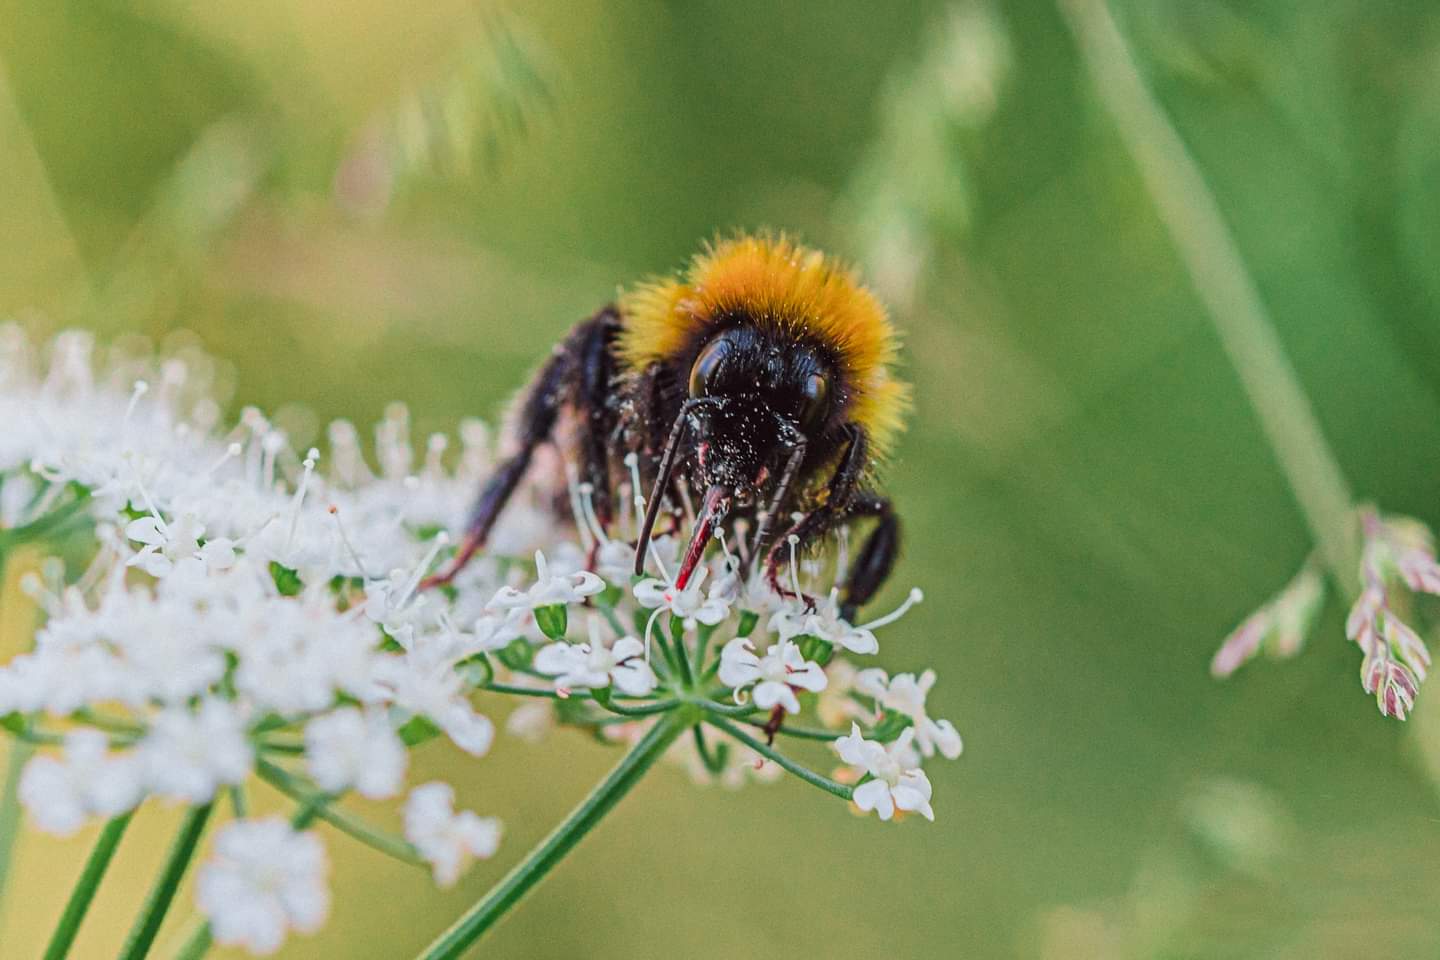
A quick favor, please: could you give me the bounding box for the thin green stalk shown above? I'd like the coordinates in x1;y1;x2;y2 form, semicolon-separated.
483;681;675;717
596;697;679;718
730;715;847;742
172;787;332;960
1060;0;1357;594
73;709;144;735
416;707;693;960
483;682;655;703
254;759;426;867
43;811;135;960
0;738;31;941
691;625;720;682
4;723;132;749
0;542;19;944
0;489;93;549
705;717;853;801
650;625;678;677
691;725;725;774
667;615;694;689
695;697;759;718
117;802;214;960
165;919;208;960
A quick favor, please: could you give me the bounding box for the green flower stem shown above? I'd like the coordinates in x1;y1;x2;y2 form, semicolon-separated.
0;739;33;943
1060;0;1358;594
650;626;678;677
667;615;694;689
250;714;299;735
0;488;93;549
73;709;144;735
42;811;135;960
691;625;716;681
484;681;677;717
415;706;694;960
117;802;214;960
0;543;18;945
705;717;854;801
730;715;847;742
691;725;725;774
166;919;209;960
597;697;679;717
694;697;758;718
172;785;335;960
483;681;655;703
253;759;425;867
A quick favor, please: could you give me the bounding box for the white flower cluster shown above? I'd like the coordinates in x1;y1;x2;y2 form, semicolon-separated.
0;326;964;953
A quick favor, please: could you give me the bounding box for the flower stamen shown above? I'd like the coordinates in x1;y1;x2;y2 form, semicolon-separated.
860;588;925;631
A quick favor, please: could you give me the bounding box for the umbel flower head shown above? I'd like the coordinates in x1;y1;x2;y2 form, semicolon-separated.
0;326;962;955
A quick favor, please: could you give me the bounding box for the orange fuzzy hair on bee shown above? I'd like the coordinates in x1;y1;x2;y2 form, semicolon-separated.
618;233;910;458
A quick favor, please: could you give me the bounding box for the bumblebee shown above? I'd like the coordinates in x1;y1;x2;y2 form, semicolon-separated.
427;233;908;616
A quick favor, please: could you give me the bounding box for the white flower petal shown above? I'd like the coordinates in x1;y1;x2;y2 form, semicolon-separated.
852;779;895;820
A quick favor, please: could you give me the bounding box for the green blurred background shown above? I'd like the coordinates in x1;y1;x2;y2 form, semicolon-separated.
4;0;1440;956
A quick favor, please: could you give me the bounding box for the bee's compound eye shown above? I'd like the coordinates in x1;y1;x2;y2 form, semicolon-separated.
799;372;829;427
688;338;731;398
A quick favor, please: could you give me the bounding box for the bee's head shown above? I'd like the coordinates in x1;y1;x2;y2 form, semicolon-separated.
685;326;830;496
662;326;832;587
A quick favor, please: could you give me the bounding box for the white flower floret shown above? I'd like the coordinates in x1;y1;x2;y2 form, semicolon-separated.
491;549;604;610
717;637;827;714
769;598;878;655
770;587;925;656
361;532;451;636
18;729;143;835
124;512;236;578
835;724;935;822
138;699;254;803
534;618;657;696
633;565;733;630
231;586;381;715
196;818;330;956
304;707;408;799
856;668;963;760
470;609;528;653
505;700;555;743
404;782;502;888
816;658;869;728
594;537;638;583
371;645;495;757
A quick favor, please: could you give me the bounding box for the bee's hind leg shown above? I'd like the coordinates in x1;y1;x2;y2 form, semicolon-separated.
422;307;620;589
575;309;625;570
838;494;899;622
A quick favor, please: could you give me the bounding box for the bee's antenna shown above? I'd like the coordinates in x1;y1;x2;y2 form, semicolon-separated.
633;399;706;577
